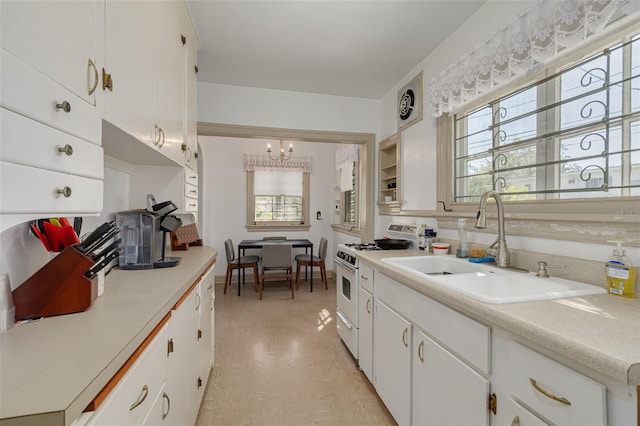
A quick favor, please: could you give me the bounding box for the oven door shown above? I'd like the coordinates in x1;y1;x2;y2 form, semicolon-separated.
334;259;358;325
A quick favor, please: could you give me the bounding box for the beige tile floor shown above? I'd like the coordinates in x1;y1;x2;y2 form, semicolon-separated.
196;276;396;426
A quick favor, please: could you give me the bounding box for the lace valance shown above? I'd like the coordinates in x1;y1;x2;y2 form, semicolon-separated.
335;144;360;170
429;0;640;118
244;154;312;173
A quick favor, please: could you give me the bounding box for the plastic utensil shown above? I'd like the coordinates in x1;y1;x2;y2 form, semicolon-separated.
60;225;80;248
43;221;63;252
49;218;62;227
30;223;52;251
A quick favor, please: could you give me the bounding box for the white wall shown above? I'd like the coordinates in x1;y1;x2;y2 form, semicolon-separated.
377;0;640;264
198;83;380;134
199;136;337;275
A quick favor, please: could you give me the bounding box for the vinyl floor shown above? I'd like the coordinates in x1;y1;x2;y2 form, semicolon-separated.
195;276;396;426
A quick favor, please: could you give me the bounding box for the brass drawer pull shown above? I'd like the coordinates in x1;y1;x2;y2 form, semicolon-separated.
57;186;72;198
529;378;571;405
162;392;170;420
418;340;424;363
511;415;520;426
365;298;371;314
56;101;71;113
402;328;408;347
129;385;148;411
57;144;74;156
88;59;99;95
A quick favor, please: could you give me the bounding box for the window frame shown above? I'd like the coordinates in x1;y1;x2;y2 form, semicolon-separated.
340;160;359;228
246;170;311;231
434;24;639;244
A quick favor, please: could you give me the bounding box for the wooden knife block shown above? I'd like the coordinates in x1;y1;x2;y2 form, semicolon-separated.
12;246;98;320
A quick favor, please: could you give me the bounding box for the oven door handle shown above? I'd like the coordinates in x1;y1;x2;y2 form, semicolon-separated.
334;259;357;273
336;310;353;330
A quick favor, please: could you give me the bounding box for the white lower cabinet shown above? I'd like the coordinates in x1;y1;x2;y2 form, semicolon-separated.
373;298;411;426
87;262;216;426
358;286;373;382
372;272;491;426
165;288;200;425
87;324;168;426
503;341;606;426
504;397;548;426
412;329;489;426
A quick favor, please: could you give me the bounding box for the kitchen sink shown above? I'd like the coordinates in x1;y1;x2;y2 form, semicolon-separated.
381;256;606;304
381;255;492;275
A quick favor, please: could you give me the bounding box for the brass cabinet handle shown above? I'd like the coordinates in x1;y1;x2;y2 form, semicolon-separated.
365;298;371;314
529;378;571;405
511;415;520;426
402;328;408;347
207;284;213;290
159;127;165;148
210;296;214;311
162;392;170;420
153;125;161;146
189;203;196;207
129;385;149;411
418;340;424;363
57;186;72;198
87;59;99;95
189;189;197;194
186;147;192;161
102;67;113;91
57;144;74;156
56;101;71;113
195;293;201;310
360;274;368;280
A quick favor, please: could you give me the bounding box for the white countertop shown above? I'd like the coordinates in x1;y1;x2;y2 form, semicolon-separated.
357;249;640;386
0;247;218;425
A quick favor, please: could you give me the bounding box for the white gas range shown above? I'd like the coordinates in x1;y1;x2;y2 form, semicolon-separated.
334;223;421;360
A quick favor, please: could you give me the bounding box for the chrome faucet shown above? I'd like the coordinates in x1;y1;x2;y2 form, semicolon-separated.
475;191;510;268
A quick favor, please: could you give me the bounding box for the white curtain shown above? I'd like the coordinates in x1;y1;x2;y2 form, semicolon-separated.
335;144;360;170
429;0;640;117
244;154;311;173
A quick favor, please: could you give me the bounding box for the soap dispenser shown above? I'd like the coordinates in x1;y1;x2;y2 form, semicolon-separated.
605;240;636;298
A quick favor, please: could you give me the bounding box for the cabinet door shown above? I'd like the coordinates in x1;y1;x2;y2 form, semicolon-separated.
184;27;199;171
104;0;157;147
165;289;199;425
358;287;373;382
412;329;489;426
1;0;101;106
197;267;215;397
155;0;186;165
373;299;411;426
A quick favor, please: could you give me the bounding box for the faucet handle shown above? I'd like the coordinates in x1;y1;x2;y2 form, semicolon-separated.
535;261;565;278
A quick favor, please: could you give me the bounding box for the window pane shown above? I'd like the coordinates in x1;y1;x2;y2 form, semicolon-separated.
631;121;640;196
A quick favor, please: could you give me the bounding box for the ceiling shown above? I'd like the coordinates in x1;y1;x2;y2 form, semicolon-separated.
187;1;487;99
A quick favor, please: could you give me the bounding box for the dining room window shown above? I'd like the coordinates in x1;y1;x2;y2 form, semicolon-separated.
341;161;358;226
244;154;311;230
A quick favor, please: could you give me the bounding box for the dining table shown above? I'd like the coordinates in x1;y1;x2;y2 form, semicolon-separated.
237;239;314;296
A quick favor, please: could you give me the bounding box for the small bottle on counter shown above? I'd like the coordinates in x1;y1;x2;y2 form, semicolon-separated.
418;224;427;250
605;240;636;298
456;218;469;258
425;229;434;253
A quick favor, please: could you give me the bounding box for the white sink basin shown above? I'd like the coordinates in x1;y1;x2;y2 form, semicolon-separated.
381;256;606;304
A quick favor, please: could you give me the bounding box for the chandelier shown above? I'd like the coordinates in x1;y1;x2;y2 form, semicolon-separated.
267;140;293;162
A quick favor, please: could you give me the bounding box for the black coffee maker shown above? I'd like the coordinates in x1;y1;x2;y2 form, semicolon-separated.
116;195;183;269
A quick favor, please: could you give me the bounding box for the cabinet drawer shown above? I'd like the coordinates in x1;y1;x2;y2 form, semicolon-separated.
508;341;606;425
1;49;101;144
1;108;103;179
88;326;168;426
0;162;102;214
184;182;198;199
185;171;198;186
505;397;549;426
184;198;198;212
359;263;374;293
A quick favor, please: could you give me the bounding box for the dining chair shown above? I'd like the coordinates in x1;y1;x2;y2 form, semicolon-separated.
223;239;260;294
260;244;294;300
295;237;328;290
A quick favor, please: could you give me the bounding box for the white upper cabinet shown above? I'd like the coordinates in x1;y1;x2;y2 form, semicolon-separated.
104;0;158;149
183;21;199;170
1;0;102;108
103;0;191;166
